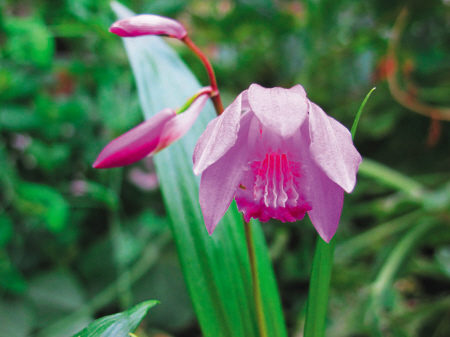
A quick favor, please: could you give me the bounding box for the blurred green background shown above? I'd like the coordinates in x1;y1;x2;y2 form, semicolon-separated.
1;0;450;336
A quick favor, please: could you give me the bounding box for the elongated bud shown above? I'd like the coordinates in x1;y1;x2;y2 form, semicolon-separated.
93;87;212;169
109;14;187;39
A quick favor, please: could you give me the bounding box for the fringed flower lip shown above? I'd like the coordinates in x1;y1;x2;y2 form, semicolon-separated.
93;87;212;169
109;14;187;39
193;84;362;242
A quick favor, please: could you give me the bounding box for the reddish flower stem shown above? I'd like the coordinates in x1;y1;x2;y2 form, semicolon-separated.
182;35;224;115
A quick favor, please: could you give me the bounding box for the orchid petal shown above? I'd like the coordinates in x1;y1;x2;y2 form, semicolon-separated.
193;91;246;175
93;108;175;169
199;113;252;234
110;14;187;39
307;165;344;243
294;121;344;243
308;102;362;193
248;84;308;138
157;91;210;151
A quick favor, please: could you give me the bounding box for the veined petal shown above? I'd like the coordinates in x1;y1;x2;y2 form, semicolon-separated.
93;108;175;169
308;102;362;193
248;84;308;138
193;91;247;175
307;165;344;243
199;113;252;234
110;14;187;39
296;121;344;242
157;90;211;151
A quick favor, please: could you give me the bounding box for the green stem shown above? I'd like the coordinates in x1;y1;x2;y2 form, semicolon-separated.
304;237;336;337
245;220;268;337
108;168;133;309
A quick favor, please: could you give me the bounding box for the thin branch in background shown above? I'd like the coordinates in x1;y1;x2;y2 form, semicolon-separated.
387;8;450;122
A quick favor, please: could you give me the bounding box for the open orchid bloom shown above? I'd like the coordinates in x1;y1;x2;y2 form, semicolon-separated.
110;14;187;39
193;84;362;242
93;87;212;169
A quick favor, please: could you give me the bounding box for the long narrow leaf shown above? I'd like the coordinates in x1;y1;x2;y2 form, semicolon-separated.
111;2;287;337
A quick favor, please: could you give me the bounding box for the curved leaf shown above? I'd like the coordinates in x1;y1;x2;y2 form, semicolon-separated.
72;300;159;337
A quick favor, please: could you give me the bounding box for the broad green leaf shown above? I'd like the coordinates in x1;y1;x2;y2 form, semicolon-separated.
111;2;287;336
72;300;159;337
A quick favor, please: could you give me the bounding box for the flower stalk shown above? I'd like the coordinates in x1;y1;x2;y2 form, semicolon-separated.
303;237;336;337
245;221;269;337
182;35;224;115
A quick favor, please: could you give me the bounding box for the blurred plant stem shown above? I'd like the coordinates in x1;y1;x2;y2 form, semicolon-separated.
335;210;423;262
387;8;450;121
36;232;171;337
368;218;439;332
108;168;133;309
245;220;269;337
303;237;336;337
358;158;426;200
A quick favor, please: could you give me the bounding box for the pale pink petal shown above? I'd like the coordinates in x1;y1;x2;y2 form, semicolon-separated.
110;14;187;39
193;91;247;175
157;91;210;151
93;108;175;169
247;84;308;138
296;121;344;242
308;102;362;193
307;165;344;243
199;112;253;234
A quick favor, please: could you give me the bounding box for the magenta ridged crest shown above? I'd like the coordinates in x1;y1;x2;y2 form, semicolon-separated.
193;83;362;242
109;14;187;39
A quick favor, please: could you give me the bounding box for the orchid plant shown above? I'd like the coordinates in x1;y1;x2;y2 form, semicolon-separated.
93;6;367;337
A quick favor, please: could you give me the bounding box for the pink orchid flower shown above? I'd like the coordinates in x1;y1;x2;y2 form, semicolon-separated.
109;14;187;39
193;84;362;242
93;87;212;169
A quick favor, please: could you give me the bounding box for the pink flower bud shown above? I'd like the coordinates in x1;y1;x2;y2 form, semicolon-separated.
93;87;211;169
109;14;187;39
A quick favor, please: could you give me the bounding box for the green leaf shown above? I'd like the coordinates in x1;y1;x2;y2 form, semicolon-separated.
4;15;54;68
0;214;13;248
111;2;287;336
15;182;70;233
0;252;28;294
351;87;376;139
72;300;159;337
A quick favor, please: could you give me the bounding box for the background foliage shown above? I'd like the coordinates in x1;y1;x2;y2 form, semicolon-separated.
1;0;450;336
